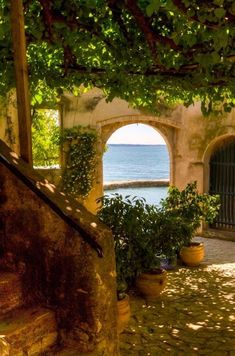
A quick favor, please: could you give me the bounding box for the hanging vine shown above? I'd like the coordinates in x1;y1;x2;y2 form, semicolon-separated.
1;1;235;115
60;126;98;198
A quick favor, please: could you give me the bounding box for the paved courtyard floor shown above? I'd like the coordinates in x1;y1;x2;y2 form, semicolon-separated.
120;237;235;356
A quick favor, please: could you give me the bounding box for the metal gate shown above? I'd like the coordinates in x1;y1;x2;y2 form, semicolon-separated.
209;139;235;229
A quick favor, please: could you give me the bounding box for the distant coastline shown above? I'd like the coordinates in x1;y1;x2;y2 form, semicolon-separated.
107;143;166;146
104;179;169;190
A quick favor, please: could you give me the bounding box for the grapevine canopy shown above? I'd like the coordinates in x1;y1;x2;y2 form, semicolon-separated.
1;0;235;114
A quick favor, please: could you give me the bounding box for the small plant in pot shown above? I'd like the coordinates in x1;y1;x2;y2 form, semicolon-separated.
97;193;146;288
115;280;131;333
151;209;191;269
97;194;167;302
97;194;143;331
161;181;220;266
132;203;169;300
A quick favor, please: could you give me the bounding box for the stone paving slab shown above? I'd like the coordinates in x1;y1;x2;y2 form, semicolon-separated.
120;237;235;356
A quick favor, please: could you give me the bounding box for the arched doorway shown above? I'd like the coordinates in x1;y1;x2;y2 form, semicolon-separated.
102;123;170;205
209;138;235;229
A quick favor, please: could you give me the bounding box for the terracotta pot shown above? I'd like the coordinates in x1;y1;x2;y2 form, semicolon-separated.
117;294;131;333
180;242;204;267
136;269;167;301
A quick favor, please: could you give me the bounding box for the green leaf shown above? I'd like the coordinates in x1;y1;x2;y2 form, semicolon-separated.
214;7;226;19
146;0;161;16
213;29;228;51
146;4;155;17
213;0;224;5
229;2;235;15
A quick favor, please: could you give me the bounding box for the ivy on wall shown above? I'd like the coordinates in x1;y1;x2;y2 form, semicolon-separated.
60;126;97;198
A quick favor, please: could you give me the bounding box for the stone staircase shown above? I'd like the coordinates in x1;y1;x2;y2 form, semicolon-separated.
0;272;57;355
0;139;118;355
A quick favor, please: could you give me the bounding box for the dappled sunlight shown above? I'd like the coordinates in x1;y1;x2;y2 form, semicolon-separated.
10;151;19;159
90;222;97;228
37;180;55;193
120;241;235;354
9;151;19;166
109;270;116;278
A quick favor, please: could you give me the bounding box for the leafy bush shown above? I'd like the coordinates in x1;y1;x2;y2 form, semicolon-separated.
97;183;220;289
32;109;60;167
161;181;220;246
97;194;161;289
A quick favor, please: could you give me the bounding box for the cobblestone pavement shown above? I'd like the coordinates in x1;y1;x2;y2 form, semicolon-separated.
120;237;235;356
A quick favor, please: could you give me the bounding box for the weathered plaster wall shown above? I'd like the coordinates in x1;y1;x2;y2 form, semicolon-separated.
60;90;235;217
173;103;235;193
0;143;118;355
60;89;183;212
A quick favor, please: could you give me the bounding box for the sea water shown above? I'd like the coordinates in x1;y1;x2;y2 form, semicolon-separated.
103;144;170;205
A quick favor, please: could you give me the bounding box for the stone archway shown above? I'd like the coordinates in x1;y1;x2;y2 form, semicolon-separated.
99;116;175;186
60;91;182;213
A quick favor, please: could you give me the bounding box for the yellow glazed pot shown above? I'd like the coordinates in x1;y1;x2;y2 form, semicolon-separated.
136;269;167;301
117;294;131;333
180;242;204;267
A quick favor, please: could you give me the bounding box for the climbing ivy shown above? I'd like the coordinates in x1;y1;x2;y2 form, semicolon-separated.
1;1;235;114
60;126;97;197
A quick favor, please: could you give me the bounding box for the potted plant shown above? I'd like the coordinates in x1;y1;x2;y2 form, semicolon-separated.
97;194;145;288
161;181;220;266
116;281;131;333
150;209;191;269
97;194;167;301
97;193;139;331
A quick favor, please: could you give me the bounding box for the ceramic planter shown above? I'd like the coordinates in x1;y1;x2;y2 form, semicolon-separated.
117;294;131;333
135;268;167;300
180;242;204;267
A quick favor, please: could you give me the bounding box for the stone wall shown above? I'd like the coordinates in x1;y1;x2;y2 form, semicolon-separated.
0;141;118;355
173;103;235;193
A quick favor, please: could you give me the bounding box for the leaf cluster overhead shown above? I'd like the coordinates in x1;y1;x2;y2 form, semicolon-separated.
1;0;235;113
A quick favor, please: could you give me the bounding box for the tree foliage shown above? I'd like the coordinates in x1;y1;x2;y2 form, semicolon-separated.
0;0;235;114
32;109;60;166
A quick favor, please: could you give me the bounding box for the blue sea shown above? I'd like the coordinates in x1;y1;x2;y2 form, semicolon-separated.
103;144;170;205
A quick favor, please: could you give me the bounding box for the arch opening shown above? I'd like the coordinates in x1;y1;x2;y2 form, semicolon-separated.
102;123;170;205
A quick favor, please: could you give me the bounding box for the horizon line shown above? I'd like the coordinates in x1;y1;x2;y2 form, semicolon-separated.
107;143;166;145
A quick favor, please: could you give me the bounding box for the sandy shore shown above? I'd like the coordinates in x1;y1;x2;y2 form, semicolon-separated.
104;179;169;190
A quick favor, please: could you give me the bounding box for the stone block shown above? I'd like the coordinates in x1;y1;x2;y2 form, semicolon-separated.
0;307;57;355
0;273;22;316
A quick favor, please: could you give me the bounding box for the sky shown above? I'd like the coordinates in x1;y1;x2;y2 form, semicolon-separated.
107;124;166;145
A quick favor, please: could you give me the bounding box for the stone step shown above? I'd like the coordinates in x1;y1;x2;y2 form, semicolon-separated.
54;348;96;356
0;273;23;316
0;307;57;356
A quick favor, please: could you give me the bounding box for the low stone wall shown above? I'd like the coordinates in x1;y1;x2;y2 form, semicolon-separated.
35;167;61;186
104;179;169;190
202;228;235;242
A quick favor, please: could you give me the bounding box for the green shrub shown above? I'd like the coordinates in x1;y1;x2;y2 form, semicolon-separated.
161;181;220;246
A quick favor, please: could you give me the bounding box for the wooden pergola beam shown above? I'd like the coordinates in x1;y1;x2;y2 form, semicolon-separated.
10;0;32;166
